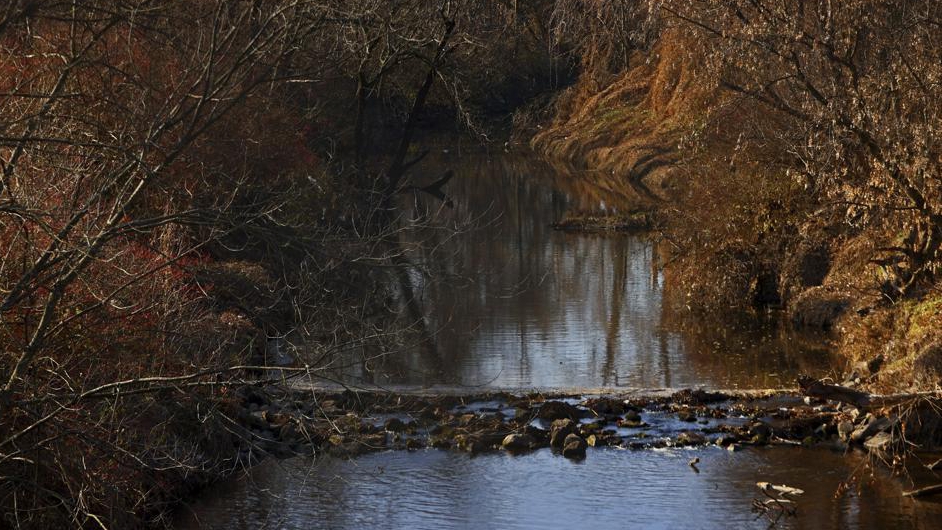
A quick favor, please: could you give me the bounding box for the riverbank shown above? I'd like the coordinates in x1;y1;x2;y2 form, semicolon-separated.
525;12;942;396
171;380;940;528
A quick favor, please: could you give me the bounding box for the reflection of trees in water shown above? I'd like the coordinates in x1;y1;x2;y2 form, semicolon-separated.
659;306;840;388
329;151;838;389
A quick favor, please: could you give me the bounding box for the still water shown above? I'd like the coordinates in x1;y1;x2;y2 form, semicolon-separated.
178;448;942;530
316;152;833;391
176;151;942;529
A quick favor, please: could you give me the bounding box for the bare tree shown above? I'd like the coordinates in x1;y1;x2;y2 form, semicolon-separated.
662;0;941;296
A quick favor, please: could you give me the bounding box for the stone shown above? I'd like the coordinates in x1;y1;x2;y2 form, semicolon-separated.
357;434;387;451
456;433;505;454
550;419;577;448
580;421;604;435
384;418;407;432
562;433;588;459
676;431;707;446
502;433;536;454
672;388;730;405
524;425;550;446
405;438;423;451
864;431;896;453
278;422;302;443
538;401;582;422
584;397;626;415
266;411;291;427
748;421;772;439
429;424;453;436
245;410;270;430
618;417;645;428
850;416;893;444
837;421;855;441
677;410;697;422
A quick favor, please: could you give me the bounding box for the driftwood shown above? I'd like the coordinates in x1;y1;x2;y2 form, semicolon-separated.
902;484;942;498
757;482;805;497
797;376;940;410
752;482;801;524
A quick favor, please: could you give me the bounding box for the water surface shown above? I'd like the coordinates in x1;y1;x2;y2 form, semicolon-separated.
173;151;942;530
315;152;834;391
177;448;942;530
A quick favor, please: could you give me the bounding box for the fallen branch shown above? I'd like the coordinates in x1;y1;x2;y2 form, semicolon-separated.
902;484;942;498
797;376;940;410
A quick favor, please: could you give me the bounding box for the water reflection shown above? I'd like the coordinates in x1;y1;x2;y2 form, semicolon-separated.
319;152;835;390
176;448;942;530
175;152;935;530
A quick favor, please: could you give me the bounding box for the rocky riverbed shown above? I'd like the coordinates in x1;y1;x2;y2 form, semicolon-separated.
228;384;921;464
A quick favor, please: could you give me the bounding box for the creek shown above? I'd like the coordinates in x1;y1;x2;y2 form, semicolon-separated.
175;150;942;529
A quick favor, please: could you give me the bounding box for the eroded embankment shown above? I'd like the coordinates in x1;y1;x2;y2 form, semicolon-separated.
526;23;942;395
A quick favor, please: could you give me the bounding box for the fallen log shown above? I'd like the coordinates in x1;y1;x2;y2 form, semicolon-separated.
797;376;940;410
757;482;805;496
902;484;942;498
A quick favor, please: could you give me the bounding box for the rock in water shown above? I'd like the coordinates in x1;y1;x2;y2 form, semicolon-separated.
562;433;588;459
837;420;855;441
850;416;893;444
550;418;577;448
384;418;407;432
538;401;582;421
502;433;536;454
676;431;707;446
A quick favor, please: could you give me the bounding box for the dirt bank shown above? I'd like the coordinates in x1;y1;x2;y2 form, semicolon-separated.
525;11;942;395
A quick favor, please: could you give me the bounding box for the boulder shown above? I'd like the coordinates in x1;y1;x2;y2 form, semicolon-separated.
748;421;772;443
384;418;407;432
676;431;707;446
502;433;536;454
538;401;582;422
456;433;505;454
583;397;626;415
550;419;578;448
562;433;588;459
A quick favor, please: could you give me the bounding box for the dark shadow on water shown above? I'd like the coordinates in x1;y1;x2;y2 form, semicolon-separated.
313;150;837;390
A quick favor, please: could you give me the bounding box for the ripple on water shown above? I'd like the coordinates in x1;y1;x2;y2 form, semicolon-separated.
176;447;942;530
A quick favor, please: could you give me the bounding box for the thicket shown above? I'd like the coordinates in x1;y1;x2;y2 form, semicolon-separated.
533;1;940;348
0;1;569;528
